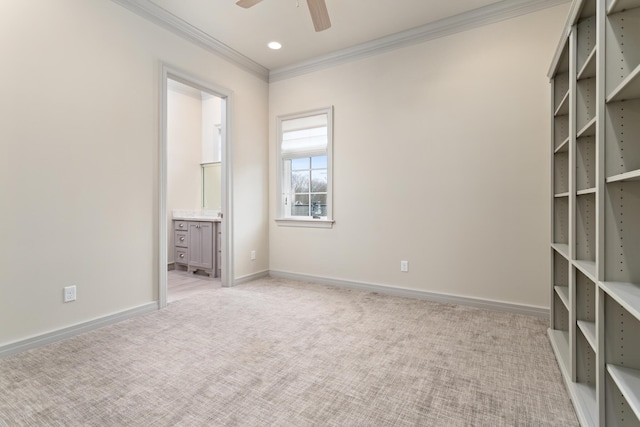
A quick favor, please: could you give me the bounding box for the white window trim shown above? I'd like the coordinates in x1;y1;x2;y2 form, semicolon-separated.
276;106;333;228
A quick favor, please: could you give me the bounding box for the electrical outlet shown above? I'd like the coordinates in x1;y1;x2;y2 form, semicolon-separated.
400;260;409;272
64;285;76;302
251;250;256;261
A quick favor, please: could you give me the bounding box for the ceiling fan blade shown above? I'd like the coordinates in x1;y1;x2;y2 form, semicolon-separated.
307;0;331;32
236;0;263;8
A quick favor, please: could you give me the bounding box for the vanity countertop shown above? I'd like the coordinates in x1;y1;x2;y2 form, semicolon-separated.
172;216;221;222
172;209;221;222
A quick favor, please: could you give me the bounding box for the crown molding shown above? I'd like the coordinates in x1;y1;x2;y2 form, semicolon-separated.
110;0;269;82
111;0;569;84
269;0;570;82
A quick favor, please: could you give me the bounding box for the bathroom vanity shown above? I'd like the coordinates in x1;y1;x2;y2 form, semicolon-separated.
173;216;221;278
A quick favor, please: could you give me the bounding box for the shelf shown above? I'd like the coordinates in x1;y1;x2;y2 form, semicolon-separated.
548;329;598;427
573;382;598;427
577;116;596;138
555;91;570;116
548;329;570;375
577;187;596;195
574;260;597;282
554;136;569;153
552;243;570;259
554;192;570;198
606;169;640;183
608;365;640;421
578;47;597;80
608;0;640;15
600;281;640;320
555;285;570;309
607;64;640;103
577;320;596;351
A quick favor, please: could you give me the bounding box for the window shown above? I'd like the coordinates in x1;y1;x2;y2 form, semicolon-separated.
276;107;333;228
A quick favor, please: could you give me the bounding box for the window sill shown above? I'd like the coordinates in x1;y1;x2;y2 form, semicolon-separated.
275;218;335;229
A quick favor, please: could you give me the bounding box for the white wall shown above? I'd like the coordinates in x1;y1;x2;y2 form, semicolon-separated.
269;4;570;309
167;84;203;263
0;0;269;346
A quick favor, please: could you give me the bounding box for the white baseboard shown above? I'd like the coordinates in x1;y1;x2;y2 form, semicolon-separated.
0;302;158;359
269;270;549;318
1;271;547;359
234;269;270;285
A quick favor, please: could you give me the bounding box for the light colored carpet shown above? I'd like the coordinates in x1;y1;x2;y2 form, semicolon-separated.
0;277;577;426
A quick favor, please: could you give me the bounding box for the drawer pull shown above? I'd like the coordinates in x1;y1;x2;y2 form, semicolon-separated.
179;223;184;228
180;237;185;241
179;254;185;258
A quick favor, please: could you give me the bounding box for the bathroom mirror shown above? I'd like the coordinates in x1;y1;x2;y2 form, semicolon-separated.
202;162;221;210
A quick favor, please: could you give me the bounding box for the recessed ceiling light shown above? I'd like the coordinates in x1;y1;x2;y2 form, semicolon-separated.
268;41;282;50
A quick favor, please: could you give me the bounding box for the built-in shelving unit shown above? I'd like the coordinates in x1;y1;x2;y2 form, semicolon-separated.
548;0;640;425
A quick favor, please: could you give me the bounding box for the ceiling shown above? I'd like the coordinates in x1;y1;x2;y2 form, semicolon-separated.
147;0;507;70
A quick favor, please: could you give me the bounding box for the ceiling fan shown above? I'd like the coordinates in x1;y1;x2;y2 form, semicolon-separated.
236;0;331;32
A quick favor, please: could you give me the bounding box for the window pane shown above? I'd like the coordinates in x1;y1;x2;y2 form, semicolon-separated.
311;169;327;192
311;155;327;169
291;157;310;170
311;194;327;218
292;194;309;217
291;170;310;193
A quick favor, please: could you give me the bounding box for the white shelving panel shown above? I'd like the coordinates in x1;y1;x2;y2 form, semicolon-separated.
577;320;597;350
575;259;597;282
577;187;597;195
605;99;640;179
606;169;640;183
556;91;571;116
578;116;597;137
607;64;640;102
576;193;596;263
549;329;571;374
552;242;571;259
578;48;597;80
608;365;640;421
600;281;640;320
577;134;596;191
549;0;640;424
556;285;570;309
607;0;640;14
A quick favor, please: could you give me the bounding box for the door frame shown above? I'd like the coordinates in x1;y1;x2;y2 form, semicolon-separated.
159;63;234;308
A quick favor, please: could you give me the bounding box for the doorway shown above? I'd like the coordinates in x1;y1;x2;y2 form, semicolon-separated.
159;65;234;308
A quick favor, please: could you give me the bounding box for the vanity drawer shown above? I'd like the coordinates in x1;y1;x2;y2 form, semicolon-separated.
174;221;188;231
174;230;188;248
174;247;188;265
